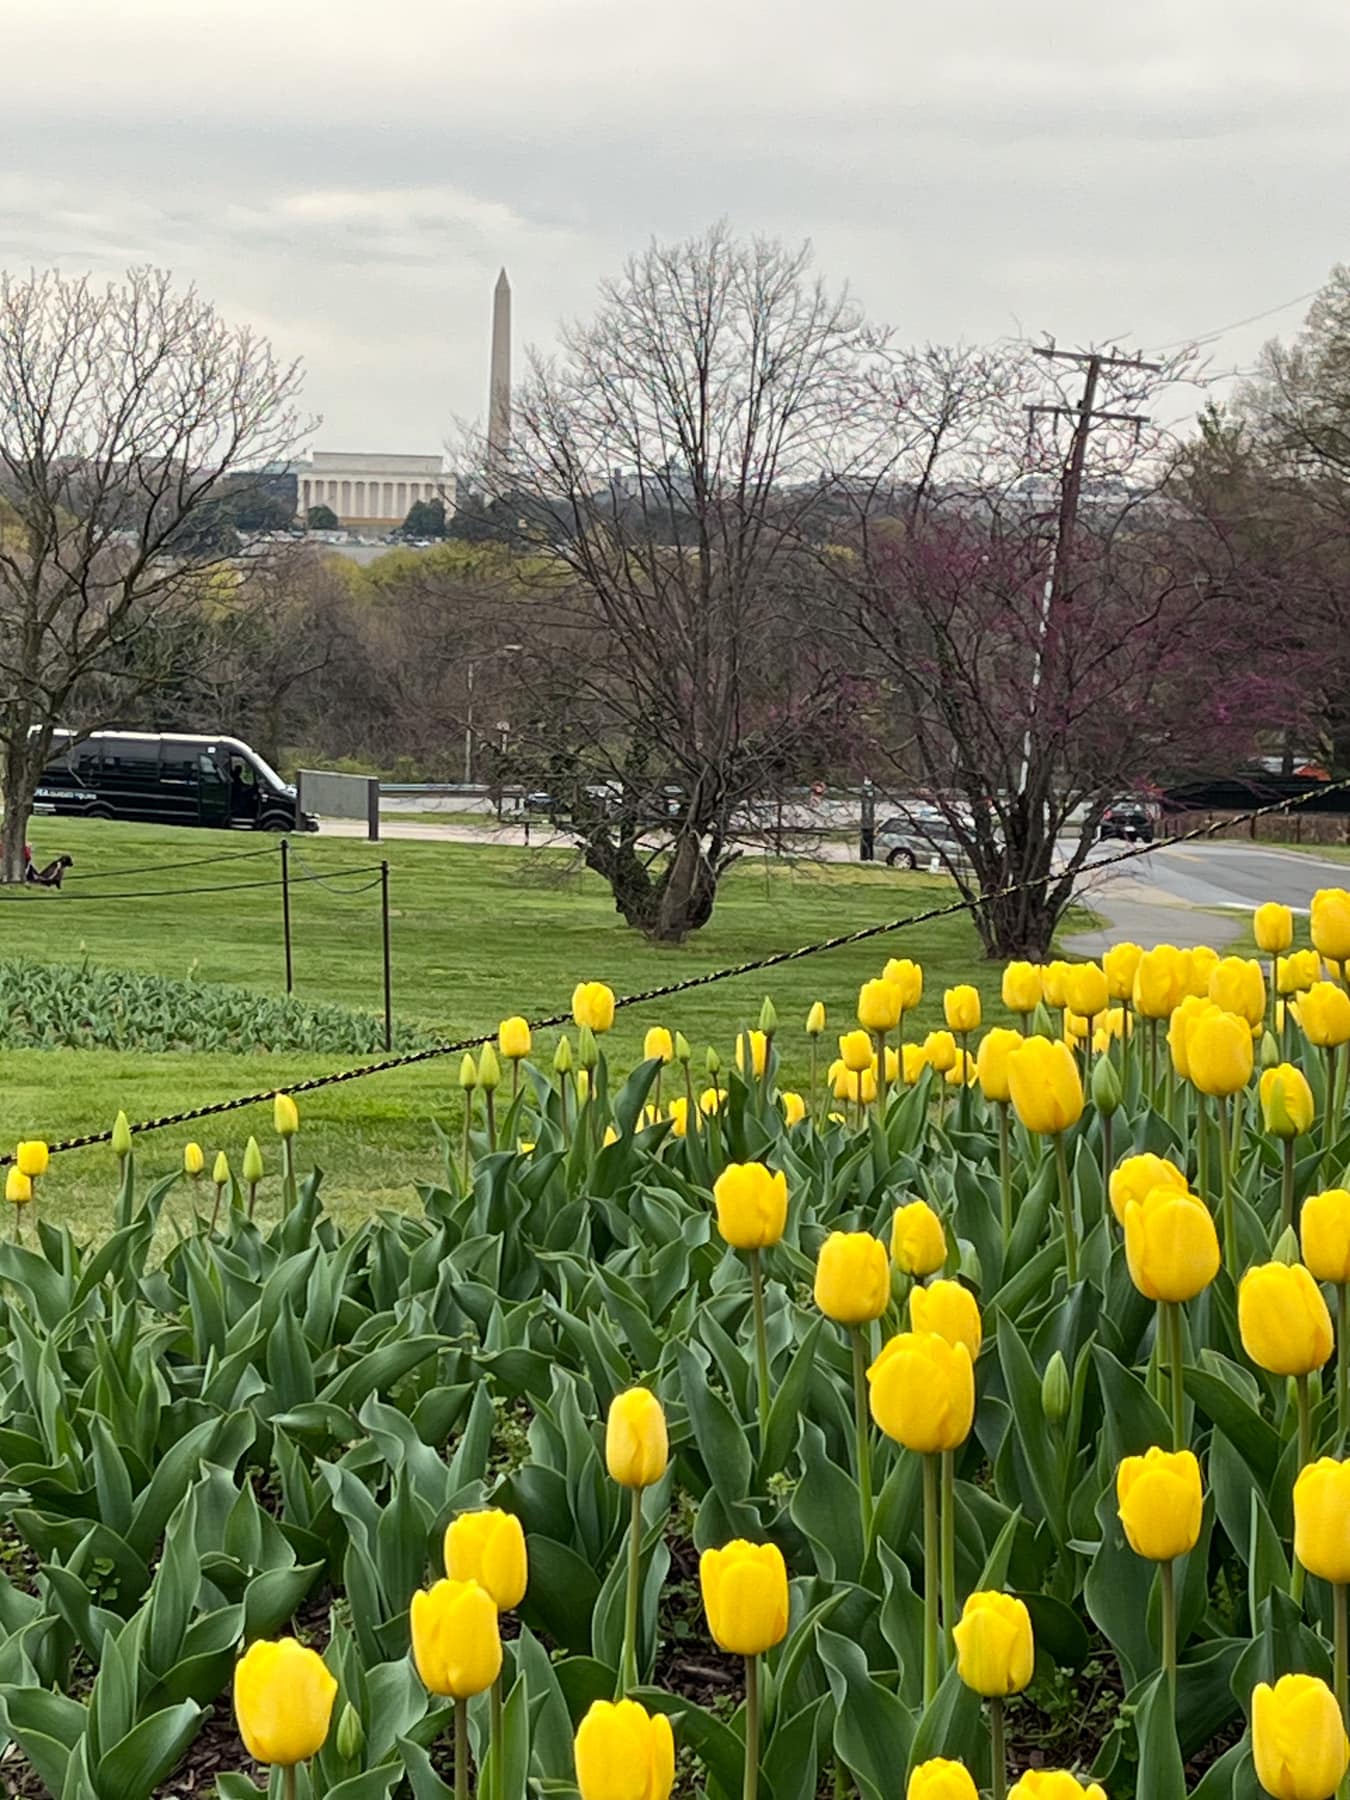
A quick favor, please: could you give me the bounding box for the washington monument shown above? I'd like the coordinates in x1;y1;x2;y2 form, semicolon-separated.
488;267;511;471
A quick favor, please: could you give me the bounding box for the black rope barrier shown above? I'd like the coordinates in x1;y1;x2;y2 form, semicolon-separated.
6;776;1350;1163
0;864;386;903
61;844;279;883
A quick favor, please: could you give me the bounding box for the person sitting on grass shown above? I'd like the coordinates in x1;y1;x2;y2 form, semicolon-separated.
24;847;73;889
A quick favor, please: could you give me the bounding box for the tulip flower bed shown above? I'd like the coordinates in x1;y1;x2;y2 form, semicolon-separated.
10;903;1350;1800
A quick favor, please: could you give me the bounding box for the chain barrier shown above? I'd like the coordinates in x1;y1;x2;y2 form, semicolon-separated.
287;839;387;898
0;863;386;904
7;778;1350;1162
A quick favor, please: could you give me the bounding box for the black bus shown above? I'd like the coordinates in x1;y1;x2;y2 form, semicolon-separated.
33;732;317;832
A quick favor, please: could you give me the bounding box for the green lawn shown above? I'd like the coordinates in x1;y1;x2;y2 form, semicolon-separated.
2;819;1004;1232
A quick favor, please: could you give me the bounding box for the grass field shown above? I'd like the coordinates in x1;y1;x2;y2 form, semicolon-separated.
2;818;1007;1231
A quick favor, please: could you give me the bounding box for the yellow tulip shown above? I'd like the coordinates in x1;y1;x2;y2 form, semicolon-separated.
572;982;616;1034
111;1111;132;1158
1167;995;1219;1080
498;1017;532;1061
867;1332;973;1453
273;1094;299;1138
1002;962;1042;1015
975;1028;1024;1104
945;1048;977;1087
1008;1778;1107;1800
1279;950;1322;995
242;1137;264;1185
1312;888;1350;966
1209;955;1266;1028
1108;1152;1186;1227
459;1053;479;1090
839;1029;874;1073
1294;1458;1350;1585
183;1142;205;1177
1133;944;1184;1019
1252;1674;1349;1800
909;1278;982;1358
213;1151;231;1186
233;1637;337;1765
1255;902;1295;955
1186;1009;1254;1097
1006;1038;1083;1136
606;1388;669;1488
953;1590;1034;1697
779;1090;807;1127
923;1029;957;1074
713;1162;788;1250
699;1085;723;1116
478;1044;502;1091
410;1579;501;1698
891;1200;947;1276
908;1762;980;1800
1238;1263;1334;1376
814;1231;890;1324
15;1141;48;1179
735;1031;768;1077
699;1539;789;1656
443;1508;528;1610
1123;1187;1220;1303
944;985;982;1034
1299;981;1350;1049
1042;961;1070;1009
882;957;923;1011
666;1097;690;1138
1116;1447;1203;1561
1301;1189;1350;1285
858;978;903;1034
1185;945;1221;997
1062;1010;1090;1044
643;1026;674;1063
1260;1064;1315;1138
806;1001;827;1037
4;1169;30;1207
1063;962;1109;1019
1102;940;1143;1001
573;1699;675;1800
902;1042;930;1084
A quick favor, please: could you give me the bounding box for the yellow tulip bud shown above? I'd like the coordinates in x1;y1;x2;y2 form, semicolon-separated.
553;1036;573;1075
814;1231;890;1324
704;1046;721;1076
459;1053;479;1089
1294;1458;1350;1585
213;1151;231;1187
242;1136;265;1185
1312;888;1350;966
574;1699;675;1800
666;1096;690;1137
1209;955;1266;1028
1185;945;1220;997
1041;961;1070;1008
975;1028;1023;1105
907;1761;980;1800
1102;941;1143;1001
735;1031;768;1078
1260;1064;1315;1139
805;1001;827;1037
15;1141;48;1178
1133;944;1185;1019
943;984;982;1034
336;1700;364;1763
953;1590;1034;1697
867;1331;973;1453
909;1278;982;1358
882;957;923;1011
1302;1189;1350;1284
111;1111;132;1159
1063;962;1109;1019
1116;1447;1203;1562
183;1142;205;1177
1007;1038;1083;1136
1239;1262;1334;1376
713;1162;788;1249
758;996;778;1036
1255;902;1295;955
233;1637;337;1765
444;1508;528;1610
410;1578;501;1698
1124;1186;1220;1303
1001;961;1042;1015
901;1042;929;1085
923;1029;957;1074
857;978;903;1034
838;1029;873;1073
643;1027;674;1064
699;1538;789;1656
1091;1051;1122;1116
1008;1778;1107;1800
673;1031;692;1063
779;1090;807;1127
498;1016;531;1061
1167;995;1219;1080
1108;1152;1186;1227
1279;950;1323;995
5;1168;31;1207
578;1029;598;1075
572;981;616;1034
1300;981;1350;1049
273;1093;299;1139
606;1387;669;1489
1252;1674;1349;1800
891;1200;947;1276
1187;1009;1254;1098
1040;1350;1071;1424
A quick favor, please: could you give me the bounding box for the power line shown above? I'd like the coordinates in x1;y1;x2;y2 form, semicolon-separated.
1146;285;1323;357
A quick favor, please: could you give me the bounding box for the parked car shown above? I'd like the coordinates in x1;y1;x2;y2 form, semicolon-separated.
33;731;318;831
876;803;972;871
1098;799;1155;844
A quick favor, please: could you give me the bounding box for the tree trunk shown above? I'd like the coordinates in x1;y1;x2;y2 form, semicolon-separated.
0;743;38;883
582;816;726;942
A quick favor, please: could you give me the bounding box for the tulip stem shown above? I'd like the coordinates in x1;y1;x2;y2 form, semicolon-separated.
1100;1108;1113;1201
1335;1582;1348;1748
1294;1372;1314;1609
998;1104;1013;1254
1282;1137;1297;1237
1339;1285;1349;1447
283;1765;296;1800
485;1088;497;1153
1160;1558;1177;1712
1196;1090;1209;1204
922;1453;940;1707
1164;1302;1186;1453
851;1328;874;1547
749;1250;771;1446
940;1448;957;1667
490;1677;503;1800
1216;1099;1236;1278
875;1030;889;1119
809;1038;818;1123
1327;1049;1339;1176
282;1136;297;1216
621;1485;642;1696
1052;1133;1079;1287
454;1697;469;1800
989;1697;1007;1800
743;1653;760;1800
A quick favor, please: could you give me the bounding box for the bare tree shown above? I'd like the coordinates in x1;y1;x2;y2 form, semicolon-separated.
486;224;891;939
0;266;307;879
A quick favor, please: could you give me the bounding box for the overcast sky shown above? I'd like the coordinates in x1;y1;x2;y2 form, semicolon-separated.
4;0;1347;453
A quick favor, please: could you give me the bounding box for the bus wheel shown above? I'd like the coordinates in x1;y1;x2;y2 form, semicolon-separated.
258;813;290;832
87;805;114;822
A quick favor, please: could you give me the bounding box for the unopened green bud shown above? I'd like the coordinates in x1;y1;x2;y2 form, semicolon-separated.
1041;1349;1071;1424
336;1701;364;1762
212;1150;230;1187
1259;1030;1281;1072
758;996;779;1037
674;1032;692;1064
242;1136;264;1185
1091;1052;1121;1117
1272;1224;1300;1265
477;1043;502;1091
577;1024;599;1071
459;1053;478;1090
111;1110;132;1159
704;1046;721;1076
553;1034;574;1075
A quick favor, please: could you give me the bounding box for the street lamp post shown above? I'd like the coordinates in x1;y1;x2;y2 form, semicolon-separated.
463;644;522;786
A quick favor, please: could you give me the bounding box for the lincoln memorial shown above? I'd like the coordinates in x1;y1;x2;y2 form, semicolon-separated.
296;451;454;530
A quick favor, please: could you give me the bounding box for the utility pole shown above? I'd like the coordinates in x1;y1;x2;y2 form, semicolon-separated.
1018;346;1163;794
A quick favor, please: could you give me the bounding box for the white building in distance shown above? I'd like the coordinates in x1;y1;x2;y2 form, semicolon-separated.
295;451;454;531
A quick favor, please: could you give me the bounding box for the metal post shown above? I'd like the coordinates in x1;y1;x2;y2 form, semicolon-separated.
463;662;475;786
380;860;392;1052
367;777;380;844
280;838;294;995
860;779;875;863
